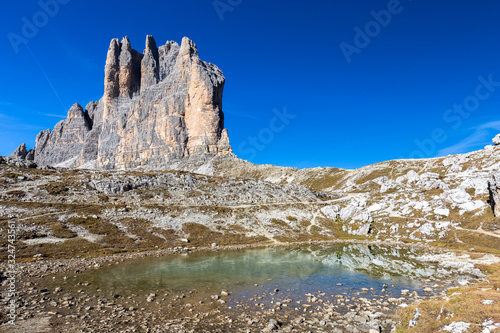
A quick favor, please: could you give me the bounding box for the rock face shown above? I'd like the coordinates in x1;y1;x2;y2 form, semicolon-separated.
34;103;93;167
488;175;500;217
13;35;232;170
493;134;500;145
10;143;28;160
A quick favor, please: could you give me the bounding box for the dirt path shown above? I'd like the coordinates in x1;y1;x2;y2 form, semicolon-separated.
181;197;346;209
307;209;322;233
12;211;65;222
255;218;281;244
423;216;500;239
454;226;500;239
172;193;361;210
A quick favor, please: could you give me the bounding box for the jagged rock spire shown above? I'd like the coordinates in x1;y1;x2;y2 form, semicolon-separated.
67;103;84;118
10;143;28;159
118;36;134;98
67;103;92;130
140;35;160;92
179;37;199;58
104;38;121;100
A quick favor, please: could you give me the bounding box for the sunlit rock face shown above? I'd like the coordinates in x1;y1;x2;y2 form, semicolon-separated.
15;35;232;170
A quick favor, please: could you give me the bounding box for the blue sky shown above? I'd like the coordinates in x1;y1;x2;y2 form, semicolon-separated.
1;0;500;169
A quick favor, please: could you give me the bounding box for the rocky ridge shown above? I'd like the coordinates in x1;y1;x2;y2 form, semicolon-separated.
2;138;500;333
193;137;500;244
12;35;232;170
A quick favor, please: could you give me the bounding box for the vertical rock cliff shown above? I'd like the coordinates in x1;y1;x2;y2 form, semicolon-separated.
13;35;232;170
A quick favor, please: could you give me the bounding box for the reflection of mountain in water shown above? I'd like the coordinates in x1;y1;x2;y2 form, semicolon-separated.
76;244;453;294
317;244;451;279
83;247;327;292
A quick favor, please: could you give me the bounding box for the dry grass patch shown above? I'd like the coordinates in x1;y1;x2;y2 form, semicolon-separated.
40;182;68;195
302;169;347;191
2;171;22;179
51;223;77;238
299;220;311;228
395;263;500;333
423;167;446;177
10;238;105;261
432;229;500;255
5;190;26;198
181;222;267;246
118;218;168;247
355;168;392;185
68;216;121;236
275;232;330;243
0;201;103;216
270;218;291;229
447;207;496;231
421;188;444;196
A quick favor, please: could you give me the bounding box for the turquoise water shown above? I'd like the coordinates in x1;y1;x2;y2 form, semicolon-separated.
73;244;450;306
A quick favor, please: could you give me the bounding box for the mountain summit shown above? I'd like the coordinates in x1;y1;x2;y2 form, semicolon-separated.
12;35;232;170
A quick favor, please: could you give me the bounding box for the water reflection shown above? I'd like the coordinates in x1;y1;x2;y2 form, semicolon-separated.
75;244;453;298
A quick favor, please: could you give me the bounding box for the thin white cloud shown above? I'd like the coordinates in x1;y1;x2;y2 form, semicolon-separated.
0;101;40;115
0;103;48;130
0;101;66;119
476;120;500;130
438;131;488;156
0;122;44;131
437;119;500;156
0;113;16;120
42;113;66;118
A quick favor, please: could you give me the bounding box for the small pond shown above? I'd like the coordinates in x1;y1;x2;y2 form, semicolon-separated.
66;243;464;310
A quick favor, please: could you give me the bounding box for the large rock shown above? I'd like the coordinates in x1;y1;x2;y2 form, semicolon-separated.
9;143;28;159
488;175;500;217
17;35;232;170
321;205;340;219
492;134;500;145
446;188;471;205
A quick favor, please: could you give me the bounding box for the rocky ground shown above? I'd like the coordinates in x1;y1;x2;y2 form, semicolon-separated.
209;143;500;250
0;155;341;262
1;142;500;332
0;277;426;333
0;240;494;333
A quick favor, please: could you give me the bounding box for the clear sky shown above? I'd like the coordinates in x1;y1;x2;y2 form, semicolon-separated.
1;0;500;169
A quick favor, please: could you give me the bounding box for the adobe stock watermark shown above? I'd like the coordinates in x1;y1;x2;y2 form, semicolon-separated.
7;0;71;54
213;0;242;21
404;74;500;159
339;0;410;64
237;107;296;161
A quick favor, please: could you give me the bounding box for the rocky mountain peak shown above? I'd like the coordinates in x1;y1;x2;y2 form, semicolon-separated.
145;35;157;51
67;103;84;119
13;35;232;170
179;37;199;58
121;36;131;48
104;38;121;100
140;35;160;92
9;143;28;160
